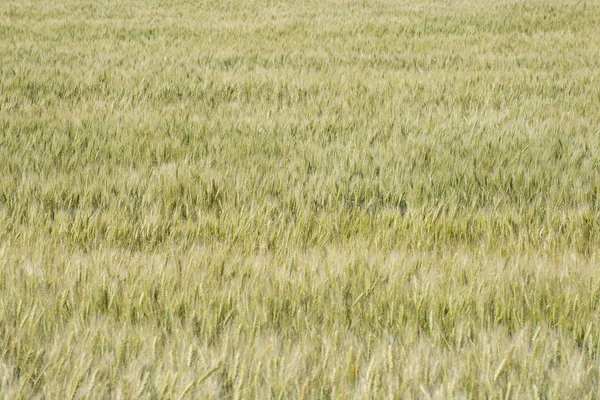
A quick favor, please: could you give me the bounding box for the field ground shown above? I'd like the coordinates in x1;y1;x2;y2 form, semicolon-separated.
1;0;600;397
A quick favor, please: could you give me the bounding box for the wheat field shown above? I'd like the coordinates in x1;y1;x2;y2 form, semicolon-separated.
1;0;600;397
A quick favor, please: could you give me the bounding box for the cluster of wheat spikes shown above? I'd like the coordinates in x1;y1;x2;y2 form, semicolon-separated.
1;0;600;397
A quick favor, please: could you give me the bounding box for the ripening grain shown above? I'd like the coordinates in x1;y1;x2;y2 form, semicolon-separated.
1;0;600;397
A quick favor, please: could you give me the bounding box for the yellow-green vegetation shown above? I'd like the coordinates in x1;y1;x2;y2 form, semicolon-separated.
1;0;600;397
